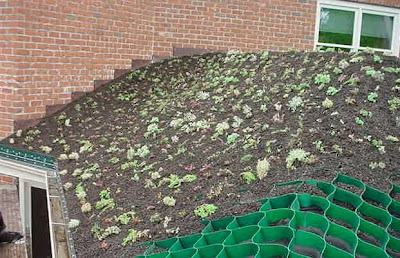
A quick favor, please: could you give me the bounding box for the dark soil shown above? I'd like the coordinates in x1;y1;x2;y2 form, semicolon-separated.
363;198;384;209
386;248;400;258
3;50;400;257
325;235;352;253
332;199;356;211
298;226;324;237
300;205;324;215
335;182;363;196
327;217;353;231
293;246;320;258
296;184;327;197
391;192;400;202
269;219;290;227
357;231;382;248
388;227;400;240
357;213;384;228
267;238;290;246
392;211;400;219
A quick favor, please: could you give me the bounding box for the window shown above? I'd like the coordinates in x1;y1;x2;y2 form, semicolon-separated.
316;0;400;55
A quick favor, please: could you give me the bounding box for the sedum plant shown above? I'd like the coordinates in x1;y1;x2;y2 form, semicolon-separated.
286;149;312;170
240;171;256;184
194;204;218;218
163;196;176;207
256;158;270;180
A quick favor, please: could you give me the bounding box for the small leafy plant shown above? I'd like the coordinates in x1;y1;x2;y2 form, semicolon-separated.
95;188;115;211
286;149;312;170
288;96;304;112
354;117;364;126
367;92;378;103
256;158;270;180
194;204;218;218
163;196;176;207
314;74;330;86
326;86;339;96
240;171;256;184
322;98;333;109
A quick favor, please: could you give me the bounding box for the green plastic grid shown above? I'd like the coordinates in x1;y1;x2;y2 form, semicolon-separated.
0;144;57;171
136;173;400;257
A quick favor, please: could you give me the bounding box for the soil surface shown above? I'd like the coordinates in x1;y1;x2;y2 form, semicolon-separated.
3;50;400;257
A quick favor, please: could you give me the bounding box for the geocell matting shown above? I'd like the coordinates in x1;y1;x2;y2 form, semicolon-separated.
136;173;400;258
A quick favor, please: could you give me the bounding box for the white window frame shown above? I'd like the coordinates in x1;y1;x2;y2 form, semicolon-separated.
0;158;55;258
315;0;400;56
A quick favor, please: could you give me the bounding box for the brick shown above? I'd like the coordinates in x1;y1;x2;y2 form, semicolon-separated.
1;0;398;138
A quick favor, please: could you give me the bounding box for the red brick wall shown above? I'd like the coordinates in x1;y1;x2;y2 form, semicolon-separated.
350;0;400;8
0;0;154;138
151;0;316;55
0;174;16;185
0;0;398;138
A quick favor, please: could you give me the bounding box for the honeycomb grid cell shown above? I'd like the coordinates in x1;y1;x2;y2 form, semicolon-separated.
137;173;400;258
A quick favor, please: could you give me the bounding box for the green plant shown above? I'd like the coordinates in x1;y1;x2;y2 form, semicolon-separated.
122;229;138;246
115;211;136;225
371;139;385;154
388;97;400;111
314;140;325;153
373;55;382;63
81;202;92;213
144;121;163;138
350;56;364;63
108;157;120;164
256;158;270;180
167;174;181;189
182;174;197;183
149;213;162;223
365;70;385;81
386;135;399;142
39;145;52;154
120;161;138;171
333;67;342;74
106;146;120;153
242;104;253;118
288;96;304;112
194;204;218;218
326;86;339;96
354;117;364;126
286;149;312;170
117;92;137;101
163;196;176;206
314;74;331;86
367;92;378;103
240;171;256;184
212;122;230;140
226;133;240;144
135;145;150;158
359;109;372;118
322;98;333;109
369;162;386;169
74;104;82;111
75;183;87;202
95;188;115;211
68;219;80;229
79;140;93;153
240;154;253;162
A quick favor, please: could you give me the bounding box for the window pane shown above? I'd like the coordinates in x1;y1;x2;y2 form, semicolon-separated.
360;13;393;50
317;45;352;52
319;8;355;45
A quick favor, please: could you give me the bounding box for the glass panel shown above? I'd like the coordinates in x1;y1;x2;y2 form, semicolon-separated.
319;8;355;45
317;45;352;53
360;13;393;50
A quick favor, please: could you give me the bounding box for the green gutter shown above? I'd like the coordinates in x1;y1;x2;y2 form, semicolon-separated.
0;144;57;171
